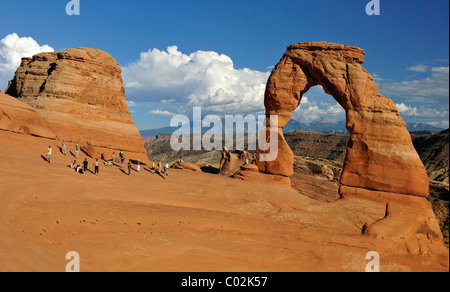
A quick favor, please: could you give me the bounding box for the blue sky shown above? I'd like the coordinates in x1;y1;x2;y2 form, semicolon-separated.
0;0;448;130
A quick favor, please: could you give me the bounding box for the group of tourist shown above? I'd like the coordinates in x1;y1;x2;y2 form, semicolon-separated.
46;142;172;180
68;158;99;176
149;159;170;179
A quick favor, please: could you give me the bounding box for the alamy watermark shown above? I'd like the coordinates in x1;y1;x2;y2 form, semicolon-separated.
65;251;80;272
169;107;279;162
365;251;380;272
366;0;381;16
66;0;80;16
65;1;380;16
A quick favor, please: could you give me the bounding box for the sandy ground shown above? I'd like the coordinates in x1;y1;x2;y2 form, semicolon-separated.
0;130;448;272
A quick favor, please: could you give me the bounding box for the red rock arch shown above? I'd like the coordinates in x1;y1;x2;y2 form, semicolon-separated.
257;42;429;199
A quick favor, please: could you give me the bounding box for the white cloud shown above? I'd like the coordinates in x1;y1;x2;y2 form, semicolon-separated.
431;66;450;74
396;103;448;118
0;33;54;90
294;98;345;122
379;66;449;106
161;98;176;104
427;120;449;129
372;73;384;82
127;100;137;107
122;46;270;115
407;65;429;72
149;109;177;117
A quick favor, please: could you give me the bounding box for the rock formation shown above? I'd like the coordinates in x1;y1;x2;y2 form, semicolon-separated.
172;161;202;172
257;41;429;196
251;41;444;245
0;92;56;139
5;47;147;161
219;147;255;176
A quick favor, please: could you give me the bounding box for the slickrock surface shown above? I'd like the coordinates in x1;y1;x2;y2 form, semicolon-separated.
0;130;448;272
0;92;56;139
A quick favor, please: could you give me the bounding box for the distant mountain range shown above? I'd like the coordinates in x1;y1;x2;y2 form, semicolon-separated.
282;118;348;134
140;118;447;137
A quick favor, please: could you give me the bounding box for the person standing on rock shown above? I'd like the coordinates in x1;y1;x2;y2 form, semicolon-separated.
158;160;162;175
94;159;99;176
47;146;52;163
178;156;183;166
75;144;80;159
128;160;132;176
137;159;141;172
83;158;89;173
164;162;169;180
62;140;67;155
112;152;116;166
119;151;124;164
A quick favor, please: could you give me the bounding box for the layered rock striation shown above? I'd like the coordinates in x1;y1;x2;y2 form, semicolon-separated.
0;92;56;139
5;47;146;160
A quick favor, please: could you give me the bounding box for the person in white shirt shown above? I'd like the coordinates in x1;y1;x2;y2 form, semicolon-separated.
164;163;169;179
47;146;52;163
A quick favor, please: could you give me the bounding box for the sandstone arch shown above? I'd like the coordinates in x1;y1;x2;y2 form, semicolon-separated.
253;42;450;249
257;41;430;200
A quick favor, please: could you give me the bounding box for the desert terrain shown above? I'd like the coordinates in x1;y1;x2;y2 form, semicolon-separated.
0;43;448;273
0;130;448;272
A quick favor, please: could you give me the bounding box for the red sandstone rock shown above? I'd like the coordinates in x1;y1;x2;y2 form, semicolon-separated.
0;92;56;139
256;127;294;178
260;41;429;198
81;144;98;159
240;164;259;173
173;162;202;172
219;147;255;177
248;41;445;245
5;47;147;162
233;170;291;188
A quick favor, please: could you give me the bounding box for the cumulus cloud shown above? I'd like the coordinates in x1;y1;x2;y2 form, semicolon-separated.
0;33;54;90
427;120;450;129
149;109;177;117
396;103;448;118
379;66;449;106
407;65;429;72
294;97;345;122
122;46;270;115
127;100;137;107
